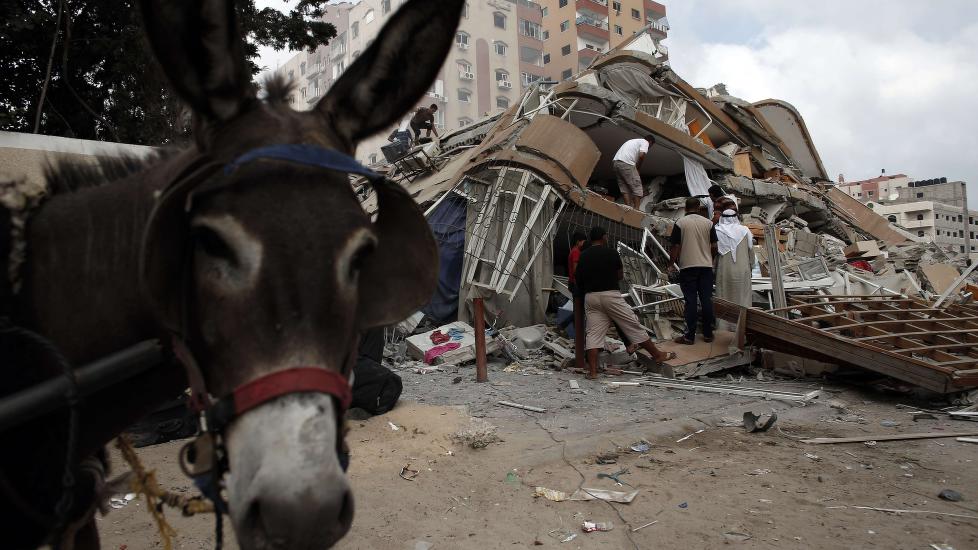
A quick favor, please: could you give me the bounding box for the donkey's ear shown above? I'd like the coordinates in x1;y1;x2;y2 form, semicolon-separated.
356;179;439;329
316;0;466;148
139;0;253;122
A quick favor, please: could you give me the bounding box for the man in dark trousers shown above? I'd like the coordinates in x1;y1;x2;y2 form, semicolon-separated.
410;104;439;142
670;197;718;344
575;227;674;378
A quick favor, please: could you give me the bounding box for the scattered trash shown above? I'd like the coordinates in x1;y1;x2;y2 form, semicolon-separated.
863;441;877;447
631;520;657;532
547;529;577;543
399;464;419;481
497;400;547;413
389;421;400;431
597;468;630;486
630;441;651;453
678;502;688;509
913;413;938;421
569;379;580;390
676;429;705;443
880;420;901;427
412;541;434;550
595;451;619;465
746;469;771;476
930;544;955;550
938;489;963;502
805;453;821;461
723;531;752;542
505;470;520;484
826;505;978;520
581;521;614;533
957;437;978;444
744;411;778;433
533;486;639;503
452;376;462;384
108;493;137;509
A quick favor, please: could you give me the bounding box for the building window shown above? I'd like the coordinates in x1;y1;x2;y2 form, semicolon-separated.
368;153;377;164
856;192;862;197
381;0;391;14
962;246;967;252
288;69;294;79
559;0;567;7
887;215;897;223
918;231;925;237
612;1;622;12
463;2;468;18
332;61;345;79
521;72;541;86
561;68;572;79
543;53;550;64
959;215;964;222
560;20;569;32
916;192;924;198
351;21;359;39
520;19;543;39
364;9;375;23
867;190;874;196
494;12;506;29
561;44;571;56
458;117;473;127
494;41;507;55
542;30;549;40
631;8;640;19
457;88;472;102
917;214;924;220
495;69;509;82
456;31;470;48
614;24;623;35
520;46;543;65
541;7;547;17
497;96;510;109
457;60;472;73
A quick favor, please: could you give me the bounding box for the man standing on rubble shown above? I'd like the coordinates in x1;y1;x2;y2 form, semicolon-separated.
714;209;754;313
410;104;440;142
575;227;674;378
612;136;655;210
670;197;718;345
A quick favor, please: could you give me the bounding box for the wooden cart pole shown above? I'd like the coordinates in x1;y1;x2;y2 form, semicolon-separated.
474;297;488;382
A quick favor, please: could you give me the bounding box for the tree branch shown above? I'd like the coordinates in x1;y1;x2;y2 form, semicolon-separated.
33;0;65;133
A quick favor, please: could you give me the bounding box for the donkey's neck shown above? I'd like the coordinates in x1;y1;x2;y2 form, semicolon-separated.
19;166;169;363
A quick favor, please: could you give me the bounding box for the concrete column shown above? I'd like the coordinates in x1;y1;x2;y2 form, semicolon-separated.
963;181;972;265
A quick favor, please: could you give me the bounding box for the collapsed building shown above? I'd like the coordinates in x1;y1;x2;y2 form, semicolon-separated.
360;29;978;395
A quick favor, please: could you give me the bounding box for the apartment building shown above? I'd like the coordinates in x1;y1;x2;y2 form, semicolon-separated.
275;0;546;165
837;173;910;202
539;0;667;82
870;200;977;254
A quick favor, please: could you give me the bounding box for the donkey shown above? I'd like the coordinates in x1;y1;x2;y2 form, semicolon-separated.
0;0;463;548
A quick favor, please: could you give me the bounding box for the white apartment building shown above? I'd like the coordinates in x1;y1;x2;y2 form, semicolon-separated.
275;0;542;165
869;200;977;255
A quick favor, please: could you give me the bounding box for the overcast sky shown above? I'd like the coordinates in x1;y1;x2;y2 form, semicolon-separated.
258;0;978;209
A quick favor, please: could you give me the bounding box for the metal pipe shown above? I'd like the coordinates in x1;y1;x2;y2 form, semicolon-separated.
0;340;163;432
474;298;488;382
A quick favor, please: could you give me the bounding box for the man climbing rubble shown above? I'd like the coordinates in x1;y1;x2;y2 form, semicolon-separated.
670;197;718;345
410;103;440;143
612;136;655;210
575;226;675;378
708;184;739;223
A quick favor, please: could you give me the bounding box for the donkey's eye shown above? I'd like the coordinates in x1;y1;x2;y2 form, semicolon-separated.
194;226;237;264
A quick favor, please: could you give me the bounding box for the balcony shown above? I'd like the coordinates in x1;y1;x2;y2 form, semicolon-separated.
497;79;513;89
647;17;669;34
456;41;470;51
331;45;346;60
578;46;603;59
427;91;447;102
459;70;474;80
576;0;609;13
576;15;610;39
305;62;325;78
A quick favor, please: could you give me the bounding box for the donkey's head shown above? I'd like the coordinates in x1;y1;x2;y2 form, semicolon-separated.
137;0;462;547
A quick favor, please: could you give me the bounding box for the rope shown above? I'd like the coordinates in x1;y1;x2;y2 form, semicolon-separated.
115;436;216;550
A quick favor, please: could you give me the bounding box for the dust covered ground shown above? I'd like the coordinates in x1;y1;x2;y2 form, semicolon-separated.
100;363;978;549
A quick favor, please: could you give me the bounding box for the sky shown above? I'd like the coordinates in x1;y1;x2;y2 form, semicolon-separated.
257;0;978;209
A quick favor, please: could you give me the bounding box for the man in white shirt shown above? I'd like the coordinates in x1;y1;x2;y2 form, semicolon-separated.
611;136;655;209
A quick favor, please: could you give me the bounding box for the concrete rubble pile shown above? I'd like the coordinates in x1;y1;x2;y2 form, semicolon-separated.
358;28;978;397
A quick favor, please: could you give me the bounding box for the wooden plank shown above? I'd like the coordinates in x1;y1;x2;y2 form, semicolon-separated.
855;329;978;341
820;317;978;330
802;431;978;444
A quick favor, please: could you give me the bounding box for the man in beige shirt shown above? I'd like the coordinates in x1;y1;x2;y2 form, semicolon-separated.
669;197;718;344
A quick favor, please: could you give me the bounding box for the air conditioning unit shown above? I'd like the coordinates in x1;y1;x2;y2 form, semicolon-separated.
459;71;474;80
456;42;469;50
497;80;512;89
427;92;446;101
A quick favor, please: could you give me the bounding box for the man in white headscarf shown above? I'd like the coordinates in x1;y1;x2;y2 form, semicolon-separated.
714;209;755;310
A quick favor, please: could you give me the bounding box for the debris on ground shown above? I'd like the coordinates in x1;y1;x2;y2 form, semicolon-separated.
449;419;501;449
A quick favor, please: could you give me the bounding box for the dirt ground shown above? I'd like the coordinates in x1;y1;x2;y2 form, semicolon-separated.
99;363;978;550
